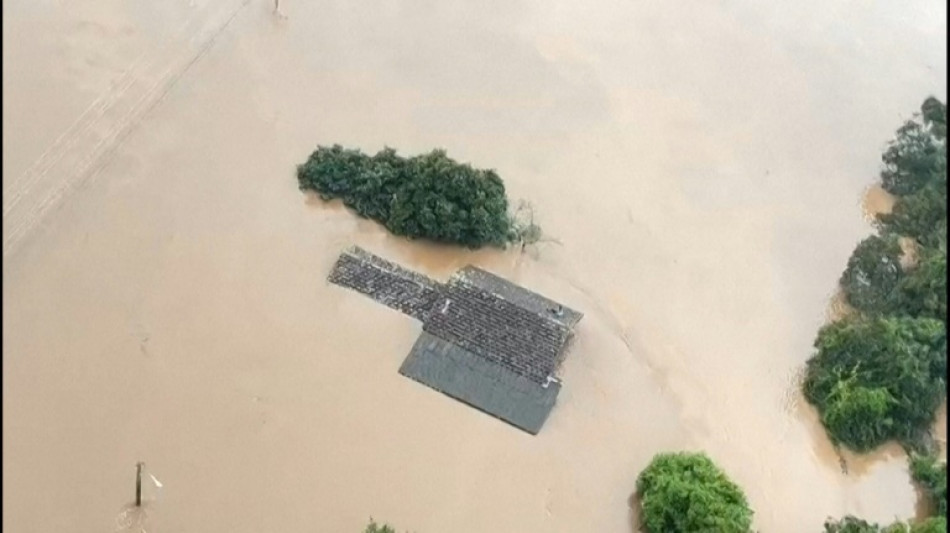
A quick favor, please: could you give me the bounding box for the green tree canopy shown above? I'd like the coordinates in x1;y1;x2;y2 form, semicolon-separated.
877;180;948;249
802;316;947;452
879;99;946;197
297;145;529;249
921;96;947;141
635;452;753;533
876;98;947;249
910;453;948;516
898;245;948;322
840;234;905;315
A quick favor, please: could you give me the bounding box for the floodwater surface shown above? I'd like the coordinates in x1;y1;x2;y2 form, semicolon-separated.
3;0;947;532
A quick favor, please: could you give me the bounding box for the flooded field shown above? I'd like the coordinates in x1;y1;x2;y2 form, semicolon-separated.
3;0;947;531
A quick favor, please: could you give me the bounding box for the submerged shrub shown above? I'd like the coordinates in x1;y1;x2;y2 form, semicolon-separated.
297;145;535;249
364;520;397;533
802;315;947;452
635;452;753;533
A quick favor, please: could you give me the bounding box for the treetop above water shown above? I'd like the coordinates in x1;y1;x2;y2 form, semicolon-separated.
297;145;538;249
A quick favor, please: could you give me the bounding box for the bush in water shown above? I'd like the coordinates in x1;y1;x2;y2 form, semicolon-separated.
635;452;753;533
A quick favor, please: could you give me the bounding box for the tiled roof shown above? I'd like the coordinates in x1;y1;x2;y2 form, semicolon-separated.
328;246;441;321
423;276;571;384
452;266;584;328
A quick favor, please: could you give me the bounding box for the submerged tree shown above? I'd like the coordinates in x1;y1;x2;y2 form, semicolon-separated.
839;234;905;315
921;96;948;141
635;452;753;533
898;245;948;322
876;97;947;249
803;97;948;462
910;453;948;516
879;98;946;197
823;516;947;533
297;145;540;249
802;315;947;452
878;181;948;249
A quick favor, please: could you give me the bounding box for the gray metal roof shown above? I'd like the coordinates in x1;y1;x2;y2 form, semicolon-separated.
399;332;560;434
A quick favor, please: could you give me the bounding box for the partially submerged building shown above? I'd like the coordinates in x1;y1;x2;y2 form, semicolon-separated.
328;246;582;434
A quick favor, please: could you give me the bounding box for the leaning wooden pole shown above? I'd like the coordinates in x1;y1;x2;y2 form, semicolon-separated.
135;462;144;507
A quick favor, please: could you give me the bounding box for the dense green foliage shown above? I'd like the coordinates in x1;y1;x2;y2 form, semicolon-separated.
840;235;904;315
815;96;949;533
910;453;948;516
802;316;946;451
898;245;948;322
878;182;948;249
879;99;946;197
635;452;753;533
876;98;948;250
805;97;948;458
823;516;947;533
297;145;529;249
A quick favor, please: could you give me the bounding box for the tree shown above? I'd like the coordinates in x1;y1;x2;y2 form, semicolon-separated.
911;518;949;533
386;150;511;248
910;453;948;516
297;146;535;249
877;181;948;249
823;516;898;533
876;98;947;249
898;245;947;322
802;316;947;452
840;235;905;315
878;100;946;197
635;452;753;533
921;96;947;141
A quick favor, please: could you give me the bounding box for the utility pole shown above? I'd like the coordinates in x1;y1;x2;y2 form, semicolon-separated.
135;462;144;507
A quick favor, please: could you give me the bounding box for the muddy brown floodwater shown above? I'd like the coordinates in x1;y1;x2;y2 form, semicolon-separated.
3;0;947;532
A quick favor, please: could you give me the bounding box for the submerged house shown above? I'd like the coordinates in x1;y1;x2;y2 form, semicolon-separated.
328;246;583;434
